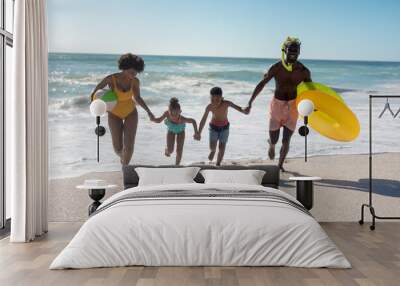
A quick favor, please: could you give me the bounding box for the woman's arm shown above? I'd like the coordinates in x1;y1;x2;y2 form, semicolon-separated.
198;105;211;135
132;78;155;120
152;111;168;123
90;75;111;101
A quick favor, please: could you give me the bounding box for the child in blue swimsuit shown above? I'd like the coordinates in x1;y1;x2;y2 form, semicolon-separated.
151;98;200;165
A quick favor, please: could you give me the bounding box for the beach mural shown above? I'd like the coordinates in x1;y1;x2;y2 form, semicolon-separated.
48;53;400;178
45;1;400;225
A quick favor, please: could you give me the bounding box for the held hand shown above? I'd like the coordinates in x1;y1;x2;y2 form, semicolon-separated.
243;106;251;115
194;132;201;141
148;112;155;122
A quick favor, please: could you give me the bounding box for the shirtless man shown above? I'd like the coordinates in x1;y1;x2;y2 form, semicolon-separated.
198;87;247;166
245;37;312;171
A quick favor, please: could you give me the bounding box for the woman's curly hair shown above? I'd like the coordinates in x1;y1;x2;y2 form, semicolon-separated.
118;53;145;73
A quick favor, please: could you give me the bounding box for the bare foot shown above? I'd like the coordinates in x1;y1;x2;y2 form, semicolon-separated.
208;151;216;161
164;148;171;157
267;140;275;160
115;151;123;164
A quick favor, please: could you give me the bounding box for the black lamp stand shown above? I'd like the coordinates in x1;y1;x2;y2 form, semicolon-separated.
94;116;106;162
298;116;309;162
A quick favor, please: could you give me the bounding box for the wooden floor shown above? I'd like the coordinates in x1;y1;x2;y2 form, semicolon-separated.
0;222;399;286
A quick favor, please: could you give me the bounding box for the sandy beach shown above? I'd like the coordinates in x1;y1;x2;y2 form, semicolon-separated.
49;152;400;222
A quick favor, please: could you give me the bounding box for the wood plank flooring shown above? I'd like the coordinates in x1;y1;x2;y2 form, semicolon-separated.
1;222;399;286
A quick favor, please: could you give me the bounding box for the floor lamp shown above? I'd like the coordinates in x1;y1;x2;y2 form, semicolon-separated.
90;99;107;162
297;99;314;162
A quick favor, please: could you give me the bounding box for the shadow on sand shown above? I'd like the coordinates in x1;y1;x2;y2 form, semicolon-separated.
280;170;400;197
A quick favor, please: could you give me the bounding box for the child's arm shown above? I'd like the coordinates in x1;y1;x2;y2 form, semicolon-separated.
182;116;198;132
132;78;155;120
226;101;246;114
90;75;111;102
198;105;211;135
182;116;200;140
152;111;168;123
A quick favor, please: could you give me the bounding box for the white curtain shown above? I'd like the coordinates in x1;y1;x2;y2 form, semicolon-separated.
8;0;48;242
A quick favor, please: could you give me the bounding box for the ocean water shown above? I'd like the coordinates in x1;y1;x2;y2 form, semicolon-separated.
49;53;400;178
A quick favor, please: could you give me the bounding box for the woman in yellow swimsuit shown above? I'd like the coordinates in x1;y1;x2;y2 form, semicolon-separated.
90;53;155;165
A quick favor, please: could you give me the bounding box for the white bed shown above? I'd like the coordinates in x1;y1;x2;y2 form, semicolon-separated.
50;183;350;269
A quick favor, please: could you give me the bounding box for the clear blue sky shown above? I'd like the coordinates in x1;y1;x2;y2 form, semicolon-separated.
48;0;400;61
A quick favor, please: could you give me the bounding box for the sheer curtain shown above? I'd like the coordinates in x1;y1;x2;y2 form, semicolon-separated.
8;0;48;242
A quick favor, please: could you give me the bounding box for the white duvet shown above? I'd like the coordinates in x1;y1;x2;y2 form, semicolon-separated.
50;183;351;269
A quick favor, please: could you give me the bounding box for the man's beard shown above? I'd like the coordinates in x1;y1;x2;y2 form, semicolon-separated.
286;54;298;64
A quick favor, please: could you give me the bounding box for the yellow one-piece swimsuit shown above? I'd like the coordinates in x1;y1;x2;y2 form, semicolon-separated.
110;76;136;119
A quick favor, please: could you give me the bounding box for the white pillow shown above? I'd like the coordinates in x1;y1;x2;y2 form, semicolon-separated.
200;169;266;185
135;167;201;186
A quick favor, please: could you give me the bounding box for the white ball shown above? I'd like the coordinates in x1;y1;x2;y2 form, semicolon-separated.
298;99;314;116
90;99;107;117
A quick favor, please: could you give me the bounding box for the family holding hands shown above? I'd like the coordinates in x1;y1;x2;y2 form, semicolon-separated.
90;37;311;171
151;86;248;166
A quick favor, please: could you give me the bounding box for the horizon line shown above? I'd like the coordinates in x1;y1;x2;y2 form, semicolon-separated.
48;50;400;64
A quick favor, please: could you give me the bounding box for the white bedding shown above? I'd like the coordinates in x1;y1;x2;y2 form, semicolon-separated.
50;183;350;269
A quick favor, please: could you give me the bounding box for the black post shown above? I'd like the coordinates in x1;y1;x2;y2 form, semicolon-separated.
369;95;372;206
304;116;308;162
88;188;106;215
296;181;313;210
96;116;100;162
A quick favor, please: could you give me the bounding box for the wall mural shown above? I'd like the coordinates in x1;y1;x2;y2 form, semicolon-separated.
47;2;400;220
48;49;400;178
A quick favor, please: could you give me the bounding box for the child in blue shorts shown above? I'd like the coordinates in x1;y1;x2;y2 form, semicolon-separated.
198;87;247;165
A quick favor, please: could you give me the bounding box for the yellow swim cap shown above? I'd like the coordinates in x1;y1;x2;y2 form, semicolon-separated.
281;37;301;51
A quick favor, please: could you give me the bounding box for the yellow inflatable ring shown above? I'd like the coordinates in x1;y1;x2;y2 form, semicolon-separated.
297;82;344;103
297;82;360;142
